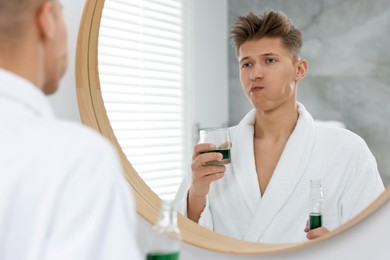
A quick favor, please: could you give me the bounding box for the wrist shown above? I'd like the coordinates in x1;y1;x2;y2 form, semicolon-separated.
188;187;207;200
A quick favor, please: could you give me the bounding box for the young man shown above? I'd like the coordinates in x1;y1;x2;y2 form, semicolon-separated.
0;0;141;259
174;11;384;243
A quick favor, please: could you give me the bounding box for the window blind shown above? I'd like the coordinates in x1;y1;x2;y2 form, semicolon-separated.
98;0;185;201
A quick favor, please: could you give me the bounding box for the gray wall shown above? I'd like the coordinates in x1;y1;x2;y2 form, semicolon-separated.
228;0;390;185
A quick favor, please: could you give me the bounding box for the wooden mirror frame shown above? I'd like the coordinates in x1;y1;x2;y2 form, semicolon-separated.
75;0;390;254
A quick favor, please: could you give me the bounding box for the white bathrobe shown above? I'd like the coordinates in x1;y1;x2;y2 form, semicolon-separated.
174;103;384;243
0;69;142;260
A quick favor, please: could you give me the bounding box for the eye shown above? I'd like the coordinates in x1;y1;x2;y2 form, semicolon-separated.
241;63;251;69
266;58;277;64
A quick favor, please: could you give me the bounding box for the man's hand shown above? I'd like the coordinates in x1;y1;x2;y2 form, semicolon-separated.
304;220;330;240
187;143;227;222
190;143;227;197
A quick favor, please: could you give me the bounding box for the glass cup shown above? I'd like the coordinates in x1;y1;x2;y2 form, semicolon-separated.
199;128;231;165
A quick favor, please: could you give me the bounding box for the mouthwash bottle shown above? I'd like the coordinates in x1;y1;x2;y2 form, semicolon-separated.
146;200;181;260
309;179;323;230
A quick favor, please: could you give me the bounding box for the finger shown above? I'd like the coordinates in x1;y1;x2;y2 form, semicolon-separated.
306;227;329;240
193;143;216;159
202;171;225;183
190;171;225;199
203;165;226;176
304;220;309;232
192;152;223;169
192;165;226;179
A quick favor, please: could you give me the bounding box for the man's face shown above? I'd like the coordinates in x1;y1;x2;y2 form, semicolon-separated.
43;1;68;95
238;37;305;112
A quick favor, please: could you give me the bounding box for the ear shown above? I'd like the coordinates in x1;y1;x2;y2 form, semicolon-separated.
295;59;308;80
36;1;56;41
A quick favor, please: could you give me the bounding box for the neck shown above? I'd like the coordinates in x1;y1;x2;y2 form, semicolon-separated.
254;100;299;141
0;31;44;91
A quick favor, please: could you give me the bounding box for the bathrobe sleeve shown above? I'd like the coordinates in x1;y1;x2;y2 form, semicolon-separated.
173;167;214;229
173;167;191;216
43;133;143;260
338;137;385;222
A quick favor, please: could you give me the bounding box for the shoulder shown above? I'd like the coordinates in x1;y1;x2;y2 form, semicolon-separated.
45;119;115;150
228;124;240;141
315;124;371;156
32;119;121;169
229;124;239;133
316;124;363;142
48;120;127;182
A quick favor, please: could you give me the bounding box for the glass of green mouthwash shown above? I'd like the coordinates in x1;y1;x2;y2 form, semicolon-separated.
199;128;231;165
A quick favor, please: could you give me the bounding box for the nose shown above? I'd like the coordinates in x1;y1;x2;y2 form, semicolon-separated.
249;65;264;81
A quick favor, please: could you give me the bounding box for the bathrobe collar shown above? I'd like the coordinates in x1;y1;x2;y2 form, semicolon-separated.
230;102;317;242
0;69;55;118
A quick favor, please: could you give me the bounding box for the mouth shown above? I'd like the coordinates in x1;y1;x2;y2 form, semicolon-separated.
249;86;265;94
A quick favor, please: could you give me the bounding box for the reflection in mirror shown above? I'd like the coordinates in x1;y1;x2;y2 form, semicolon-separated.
96;0;389;244
98;0;186;201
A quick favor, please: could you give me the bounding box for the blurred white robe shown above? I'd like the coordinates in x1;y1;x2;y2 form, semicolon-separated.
174;103;384;243
0;69;142;260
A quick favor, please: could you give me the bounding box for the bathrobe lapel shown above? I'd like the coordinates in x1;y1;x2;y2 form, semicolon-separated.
230;109;261;216
232;104;317;242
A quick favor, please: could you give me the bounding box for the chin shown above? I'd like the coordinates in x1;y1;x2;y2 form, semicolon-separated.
251;100;277;113
43;65;66;95
42;82;60;95
249;97;267;109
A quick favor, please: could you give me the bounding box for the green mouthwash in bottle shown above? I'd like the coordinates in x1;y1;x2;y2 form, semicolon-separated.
146;200;181;260
309;179;323;230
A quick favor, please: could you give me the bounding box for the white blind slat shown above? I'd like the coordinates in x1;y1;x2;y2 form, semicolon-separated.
114;131;182;139
105;104;182;110
114;131;182;140
98;59;182;74
128;153;182;162
101;84;181;94
99;45;182;62
100;24;181;44
99;41;181;58
148;181;182;190
100;76;181;86
141;171;182;181
99;0;185;201
108;117;182;123
123;147;182;157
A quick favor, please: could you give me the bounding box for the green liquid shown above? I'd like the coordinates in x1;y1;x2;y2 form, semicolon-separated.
146;251;179;260
309;213;323;230
200;149;231;165
200;149;231;161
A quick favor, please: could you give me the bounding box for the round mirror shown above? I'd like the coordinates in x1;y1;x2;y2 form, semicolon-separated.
76;0;390;254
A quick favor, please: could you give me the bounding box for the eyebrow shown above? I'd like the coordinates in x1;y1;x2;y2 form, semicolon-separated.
239;53;279;64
